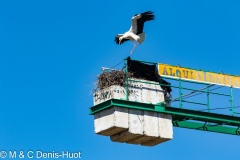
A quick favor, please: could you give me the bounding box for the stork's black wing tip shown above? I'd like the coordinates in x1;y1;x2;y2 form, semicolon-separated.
114;36;129;45
142;11;154;15
140;11;155;20
114;37;120;45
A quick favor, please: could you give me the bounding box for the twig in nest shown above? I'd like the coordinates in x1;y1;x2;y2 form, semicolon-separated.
94;70;134;92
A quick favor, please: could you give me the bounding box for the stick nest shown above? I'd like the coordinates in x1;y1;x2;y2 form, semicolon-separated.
95;70;134;91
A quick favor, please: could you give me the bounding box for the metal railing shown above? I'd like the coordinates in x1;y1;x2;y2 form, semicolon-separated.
124;58;236;116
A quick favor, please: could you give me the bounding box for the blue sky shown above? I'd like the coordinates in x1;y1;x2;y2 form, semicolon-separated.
1;0;240;159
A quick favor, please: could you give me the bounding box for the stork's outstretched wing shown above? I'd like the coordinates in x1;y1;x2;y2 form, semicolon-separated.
129;11;155;35
114;34;130;45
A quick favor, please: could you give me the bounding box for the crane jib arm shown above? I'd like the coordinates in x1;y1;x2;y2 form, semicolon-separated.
158;63;240;88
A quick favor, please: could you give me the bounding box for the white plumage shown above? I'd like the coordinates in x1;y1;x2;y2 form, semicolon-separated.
115;11;155;54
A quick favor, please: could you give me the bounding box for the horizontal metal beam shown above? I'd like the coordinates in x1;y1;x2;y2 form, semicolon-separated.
90;99;240;135
90;99;240;125
90;99;155;115
90;100;113;115
177;99;207;106
173;121;240;136
163;106;240;126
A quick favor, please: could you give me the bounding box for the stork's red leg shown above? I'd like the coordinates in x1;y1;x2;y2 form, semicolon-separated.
130;43;139;54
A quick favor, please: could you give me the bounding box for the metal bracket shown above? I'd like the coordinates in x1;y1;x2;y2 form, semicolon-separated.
236;127;240;135
202;122;208;131
172;121;179;127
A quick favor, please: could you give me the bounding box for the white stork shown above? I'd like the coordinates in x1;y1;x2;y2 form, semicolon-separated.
114;11;155;54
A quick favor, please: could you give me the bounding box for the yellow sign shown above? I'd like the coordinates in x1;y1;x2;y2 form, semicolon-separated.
158;64;240;88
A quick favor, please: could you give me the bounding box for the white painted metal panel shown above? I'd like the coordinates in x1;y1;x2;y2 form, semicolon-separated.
108;110;173;146
141;113;173;146
128;109;144;134
93;85;125;106
158;113;173;139
155;84;165;104
93;79;166;106
94;107;128;136
143;111;158;137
